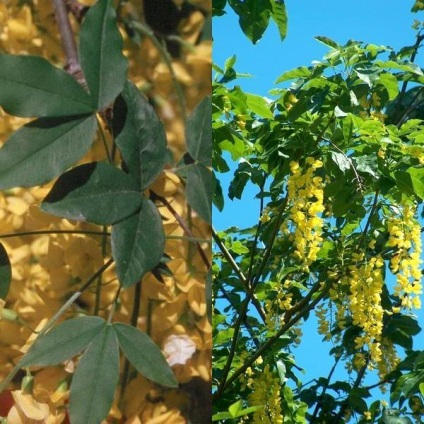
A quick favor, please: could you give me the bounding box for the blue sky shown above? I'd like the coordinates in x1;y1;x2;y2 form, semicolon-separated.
213;0;424;409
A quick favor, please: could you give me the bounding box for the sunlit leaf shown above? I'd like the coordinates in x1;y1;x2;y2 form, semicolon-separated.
270;0;287;42
228;0;271;44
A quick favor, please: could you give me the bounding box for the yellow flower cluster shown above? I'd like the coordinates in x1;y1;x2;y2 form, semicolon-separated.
387;202;422;310
264;279;293;330
343;253;385;365
246;364;284;424
376;339;400;384
284;157;324;268
315;304;331;341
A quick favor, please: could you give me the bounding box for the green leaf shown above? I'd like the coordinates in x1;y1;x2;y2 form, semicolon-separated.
212;402;263;421
0;243;11;300
225;55;237;70
395;168;424;199
275;67;311;84
407;167;424;199
378;73;399;101
384;315;421;349
0;55;95;117
41;162;142;225
245;93;274;118
19;317;106;367
412;0;424;12
314;35;341;50
185;164;212;223
229;0;271;44
270;0;287;42
79;0;128;109
186;96;212;166
0;115;97;189
354;155;379;179
331;151;351;173
69;325;119;424
212;171;224;211
213;0;227;16
394;171;416;196
113;80;168;190
113;323;178;388
112;198;165;288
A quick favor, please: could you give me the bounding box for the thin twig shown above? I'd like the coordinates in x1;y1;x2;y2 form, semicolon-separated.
154;192;211;271
212;228;266;321
213;197;289;400
213;281;331;400
52;0;86;87
120;281;142;401
310;355;342;421
0;229;110;240
218;286;261;348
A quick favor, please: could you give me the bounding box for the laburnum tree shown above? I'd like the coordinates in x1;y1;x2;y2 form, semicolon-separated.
213;1;424;423
0;1;211;423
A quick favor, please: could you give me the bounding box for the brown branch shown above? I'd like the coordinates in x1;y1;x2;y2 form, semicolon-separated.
52;0;87;87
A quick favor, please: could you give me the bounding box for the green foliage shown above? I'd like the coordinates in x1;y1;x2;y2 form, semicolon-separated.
217;0;287;44
178;96;213;223
0;115;97;189
41;162;143;225
0;0;211;421
113;323;178;387
69;324;120;424
113;80;169;191
0;55;95;117
79;0;127;110
213;4;424;422
111;198;165;288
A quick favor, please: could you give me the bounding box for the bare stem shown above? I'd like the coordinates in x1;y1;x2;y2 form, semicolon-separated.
52;0;86;86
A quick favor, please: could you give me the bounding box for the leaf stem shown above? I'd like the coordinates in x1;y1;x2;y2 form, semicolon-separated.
154;192;211;271
119;281;142;401
96;115;112;163
0;229;110;240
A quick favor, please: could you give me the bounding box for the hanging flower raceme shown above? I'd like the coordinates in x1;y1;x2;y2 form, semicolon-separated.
246;363;284;424
387;201;422;311
283;157;325;269
343;253;385;366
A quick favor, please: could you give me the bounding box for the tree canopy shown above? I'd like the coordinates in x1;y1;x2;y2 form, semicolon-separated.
213;2;424;423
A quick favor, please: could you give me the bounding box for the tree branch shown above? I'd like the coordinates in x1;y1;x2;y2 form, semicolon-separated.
52;0;87;86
